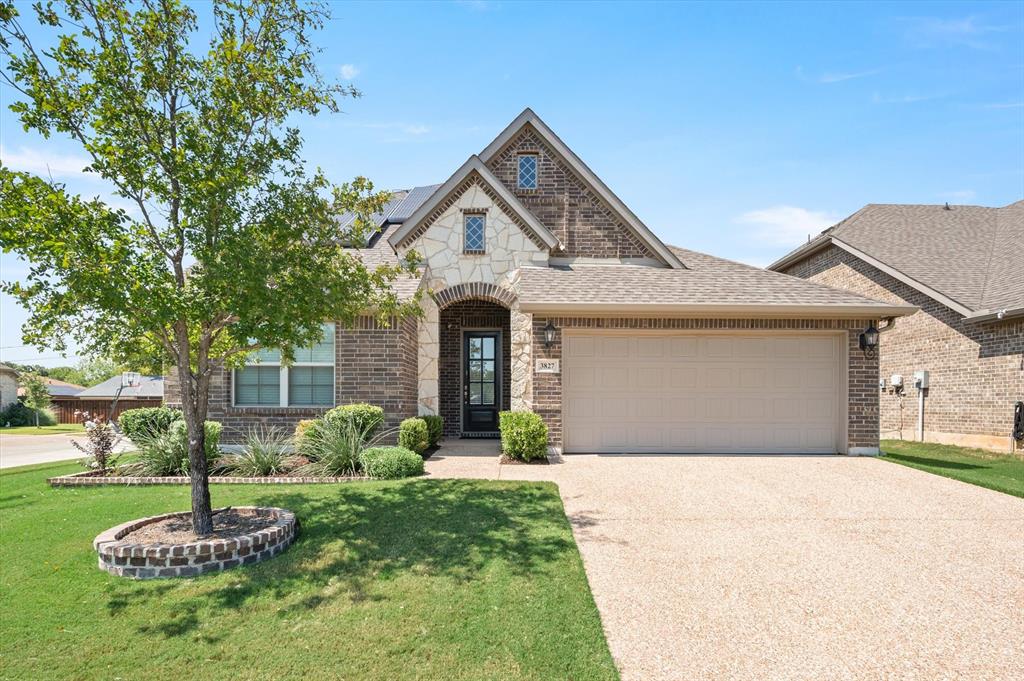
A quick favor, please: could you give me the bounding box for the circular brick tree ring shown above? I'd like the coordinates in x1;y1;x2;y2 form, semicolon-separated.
94;506;298;579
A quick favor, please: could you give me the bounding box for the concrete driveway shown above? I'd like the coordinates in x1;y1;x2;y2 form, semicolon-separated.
427;446;1024;680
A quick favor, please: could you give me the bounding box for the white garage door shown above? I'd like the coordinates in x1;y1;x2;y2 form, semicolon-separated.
562;332;844;454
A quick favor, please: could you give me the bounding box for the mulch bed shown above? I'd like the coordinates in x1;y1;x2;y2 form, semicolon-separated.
499;455;550;465
121;509;273;544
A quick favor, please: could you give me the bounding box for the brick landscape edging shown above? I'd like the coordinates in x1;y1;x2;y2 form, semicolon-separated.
93;506;298;579
48;470;367;487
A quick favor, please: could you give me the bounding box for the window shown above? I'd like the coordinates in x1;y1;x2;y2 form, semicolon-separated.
464;213;485;253
234;323;335;407
517;154;537;189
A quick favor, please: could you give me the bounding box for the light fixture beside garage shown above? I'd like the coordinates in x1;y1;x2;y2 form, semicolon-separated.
543;320;557;348
859;322;880;358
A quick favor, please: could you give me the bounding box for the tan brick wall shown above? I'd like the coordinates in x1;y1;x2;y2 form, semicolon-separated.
486;125;656;260
164;316;418;443
531;317;879;452
781;245;1024;445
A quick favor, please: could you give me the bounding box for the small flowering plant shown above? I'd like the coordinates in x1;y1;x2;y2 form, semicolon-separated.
73;411;123;473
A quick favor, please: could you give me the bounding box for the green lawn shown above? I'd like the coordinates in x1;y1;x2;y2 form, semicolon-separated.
0;423;85;436
0;461;617;681
880;439;1024;498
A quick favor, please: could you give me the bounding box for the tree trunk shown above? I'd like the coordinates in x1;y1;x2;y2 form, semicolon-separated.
176;360;213;536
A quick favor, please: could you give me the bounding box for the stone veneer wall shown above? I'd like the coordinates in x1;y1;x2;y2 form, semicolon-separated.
531;317;879;452
438;300;511;436
781;245;1024;449
164;316;418;443
486;125;657;260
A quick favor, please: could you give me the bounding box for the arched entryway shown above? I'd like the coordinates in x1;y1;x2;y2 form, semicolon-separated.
434;283;516;438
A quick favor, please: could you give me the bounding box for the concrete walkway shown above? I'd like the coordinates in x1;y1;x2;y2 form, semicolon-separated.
425;442;1024;680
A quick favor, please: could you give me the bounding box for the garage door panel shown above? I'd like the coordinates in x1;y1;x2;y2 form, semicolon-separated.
563;332;842;454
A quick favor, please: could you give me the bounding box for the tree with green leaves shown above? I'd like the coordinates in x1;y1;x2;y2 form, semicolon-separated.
0;0;418;534
20;372;51;427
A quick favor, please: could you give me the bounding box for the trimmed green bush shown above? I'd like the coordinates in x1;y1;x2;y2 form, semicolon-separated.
499;411;548;461
323;403;384;437
398;417;429;455
0;401;56;427
118;406;182;441
360;446;424;479
422;415;444;447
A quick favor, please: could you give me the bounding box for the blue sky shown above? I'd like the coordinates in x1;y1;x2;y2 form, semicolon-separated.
2;0;1022;366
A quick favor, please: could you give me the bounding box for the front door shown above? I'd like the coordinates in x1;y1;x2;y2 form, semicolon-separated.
463;331;500;433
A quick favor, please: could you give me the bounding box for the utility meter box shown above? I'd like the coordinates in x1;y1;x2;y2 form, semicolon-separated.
890;374;903;388
913;370;929;390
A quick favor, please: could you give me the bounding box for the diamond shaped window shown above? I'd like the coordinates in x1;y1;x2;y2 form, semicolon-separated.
517;154;537;189
464;214;485;252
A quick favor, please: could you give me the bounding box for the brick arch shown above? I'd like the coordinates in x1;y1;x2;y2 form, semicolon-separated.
433;282;517;310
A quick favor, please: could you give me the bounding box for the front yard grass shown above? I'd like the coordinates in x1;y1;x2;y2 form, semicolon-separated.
1;423;85;436
880;439;1024;498
0;461;617;681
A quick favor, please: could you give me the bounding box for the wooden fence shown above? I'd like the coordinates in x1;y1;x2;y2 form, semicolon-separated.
51;398;163;424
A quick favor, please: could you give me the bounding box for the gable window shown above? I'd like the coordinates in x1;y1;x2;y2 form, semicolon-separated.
464;213;486;253
234;323;335;407
517;154;538;189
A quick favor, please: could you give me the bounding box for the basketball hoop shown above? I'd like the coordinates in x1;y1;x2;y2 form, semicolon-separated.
121;371;141;389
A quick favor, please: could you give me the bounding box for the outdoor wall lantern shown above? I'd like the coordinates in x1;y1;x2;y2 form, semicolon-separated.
543;320;557;348
859;322;879;358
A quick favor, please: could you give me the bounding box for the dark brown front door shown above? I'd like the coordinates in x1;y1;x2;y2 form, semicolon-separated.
463;331;500;433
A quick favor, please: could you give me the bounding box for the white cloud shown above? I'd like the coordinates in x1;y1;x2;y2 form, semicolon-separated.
903;16;1011;50
872;91;947;104
1;145;92;179
736;206;838;246
818;68;883;84
340;64;359;80
938;190;976;201
983;101;1024;109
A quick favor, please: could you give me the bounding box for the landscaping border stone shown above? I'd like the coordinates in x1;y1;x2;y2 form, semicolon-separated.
48;470;367;487
94;506;297;579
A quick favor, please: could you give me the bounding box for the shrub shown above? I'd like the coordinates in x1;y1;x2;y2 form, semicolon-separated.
297;415;390;476
398;417;429;455
421;415;443;448
216;426;290;477
323;403;384;437
118;407;182;441
72;411;122;472
360;446;424;479
499;411;548;461
294;418;317;441
124;419;222;476
0;401;56;427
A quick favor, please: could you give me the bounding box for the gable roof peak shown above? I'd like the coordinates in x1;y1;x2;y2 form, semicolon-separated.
386;154;560;252
479;109;686;269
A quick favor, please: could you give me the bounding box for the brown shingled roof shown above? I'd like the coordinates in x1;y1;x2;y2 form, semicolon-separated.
513;246;914;317
769;201;1024;317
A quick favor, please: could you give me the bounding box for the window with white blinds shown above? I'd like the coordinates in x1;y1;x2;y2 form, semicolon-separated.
233;323;335;407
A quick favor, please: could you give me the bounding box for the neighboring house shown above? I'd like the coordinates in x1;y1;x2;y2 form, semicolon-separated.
165;109;913;455
51;375;164;423
769;202;1024;452
17;375;86;399
0;364;18;411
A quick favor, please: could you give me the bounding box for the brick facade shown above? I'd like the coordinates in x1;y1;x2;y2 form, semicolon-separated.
530;317;879;452
164;316;418;443
781;245;1024;450
486;126;656;260
438;300;512;436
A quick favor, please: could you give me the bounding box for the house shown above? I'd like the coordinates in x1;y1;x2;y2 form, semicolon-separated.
165;109;915;455
0;364;18;411
51;375;163;423
769;201;1024;452
17;375;86;399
